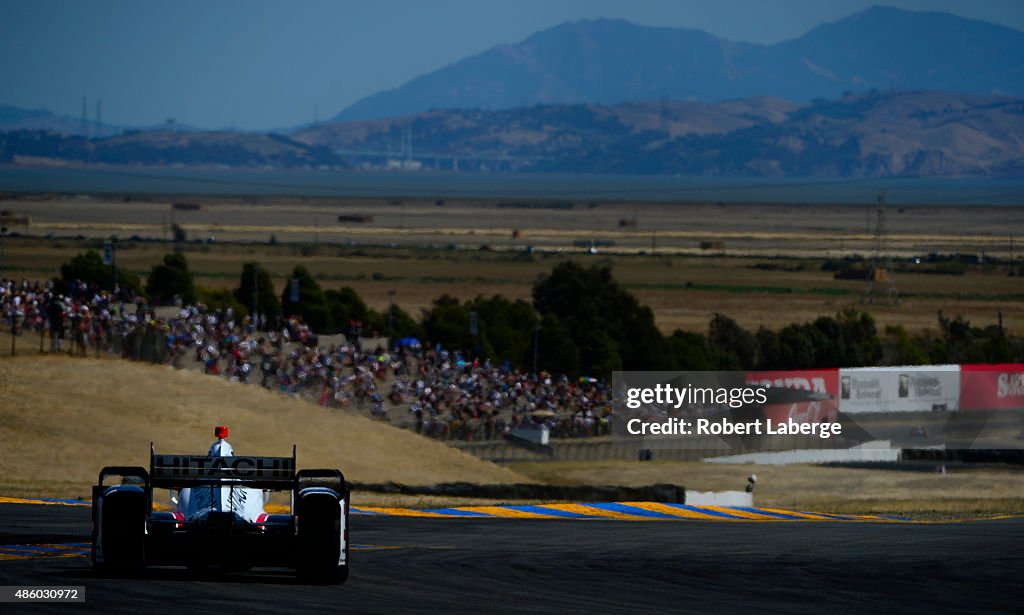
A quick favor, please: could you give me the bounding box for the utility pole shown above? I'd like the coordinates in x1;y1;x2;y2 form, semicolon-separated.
252;265;259;327
469;309;479;356
1011;234;1015;275
387;290;395;341
533;324;541;373
0;217;6;278
80;96;88;136
103;237;118;294
111;237;118;293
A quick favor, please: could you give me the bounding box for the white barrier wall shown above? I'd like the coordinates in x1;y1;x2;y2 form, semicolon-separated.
684;490;753;507
838;365;960;413
704;441;900;465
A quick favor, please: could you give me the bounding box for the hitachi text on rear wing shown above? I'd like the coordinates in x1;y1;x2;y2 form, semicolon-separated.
149;443;297;489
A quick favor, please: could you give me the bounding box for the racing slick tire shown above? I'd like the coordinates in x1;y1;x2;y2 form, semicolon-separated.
95;488;147;575
296;491;348;584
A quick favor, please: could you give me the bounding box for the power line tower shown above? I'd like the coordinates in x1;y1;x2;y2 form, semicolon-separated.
95;99;102;137
862;189;898;304
80;96;88;136
404;121;413;164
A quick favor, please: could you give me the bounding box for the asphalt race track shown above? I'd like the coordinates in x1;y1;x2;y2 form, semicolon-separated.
1;504;1022;614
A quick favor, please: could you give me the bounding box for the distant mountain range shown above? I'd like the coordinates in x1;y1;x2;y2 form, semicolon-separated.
297;90;1024;177
0;104;202;136
2;7;1022;178
0;105;121;136
334;6;1024;121
0;129;340;169
3;90;1020;178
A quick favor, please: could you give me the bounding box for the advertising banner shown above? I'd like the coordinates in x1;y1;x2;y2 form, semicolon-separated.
745;369;840;424
745;369;839;397
960;364;1024;411
837;365;960;413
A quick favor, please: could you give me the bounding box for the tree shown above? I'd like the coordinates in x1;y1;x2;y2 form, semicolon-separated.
379;304;424;340
937;311;1012;363
324;287;372;329
578;329;623;376
528;314;581;377
234;263;280;321
754;327;783;369
145;252;196;304
280;265;330;332
470;295;537;365
532;261;664;376
834;309;882;366
56;249;143;296
775;322;826;369
882;325;930;366
663;330;715;370
707;313;757;370
419;294;539;362
421;294;474;352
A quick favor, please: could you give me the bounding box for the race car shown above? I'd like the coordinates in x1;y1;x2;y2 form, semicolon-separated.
91;440;349;583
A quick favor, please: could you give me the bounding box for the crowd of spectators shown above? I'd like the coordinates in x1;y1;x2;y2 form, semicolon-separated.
2;277;146;357
2;277;613;442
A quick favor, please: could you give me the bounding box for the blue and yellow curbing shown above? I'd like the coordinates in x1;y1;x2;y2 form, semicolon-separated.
351;501;912;522
0;495;966;524
0;542;91;561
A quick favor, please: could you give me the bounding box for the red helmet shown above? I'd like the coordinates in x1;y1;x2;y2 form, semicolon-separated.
214;425;228;439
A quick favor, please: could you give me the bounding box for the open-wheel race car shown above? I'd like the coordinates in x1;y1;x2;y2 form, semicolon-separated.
91;440;349;583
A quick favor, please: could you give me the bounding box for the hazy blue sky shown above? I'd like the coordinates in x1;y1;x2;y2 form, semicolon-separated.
2;0;1022;130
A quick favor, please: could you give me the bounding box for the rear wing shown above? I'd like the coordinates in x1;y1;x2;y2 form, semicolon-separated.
149;443;297;490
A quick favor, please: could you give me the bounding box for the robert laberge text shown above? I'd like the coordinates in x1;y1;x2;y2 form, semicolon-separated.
625;418;842;439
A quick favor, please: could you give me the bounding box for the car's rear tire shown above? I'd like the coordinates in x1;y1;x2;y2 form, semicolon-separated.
95;490;146;575
296;492;348;584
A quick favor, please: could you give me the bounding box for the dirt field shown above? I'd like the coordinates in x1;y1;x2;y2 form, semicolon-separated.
3;194;1022;257
0;355;528;500
1;194;1022;334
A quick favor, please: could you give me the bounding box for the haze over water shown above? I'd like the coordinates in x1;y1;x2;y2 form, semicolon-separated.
1;167;1020;205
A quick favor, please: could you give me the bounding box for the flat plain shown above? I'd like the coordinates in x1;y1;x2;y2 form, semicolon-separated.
1;194;1022;334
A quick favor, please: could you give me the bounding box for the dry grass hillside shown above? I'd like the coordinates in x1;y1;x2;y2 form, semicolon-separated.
0;355;527;499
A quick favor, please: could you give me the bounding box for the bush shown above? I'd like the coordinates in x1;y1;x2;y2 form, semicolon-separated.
146;253;197;305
